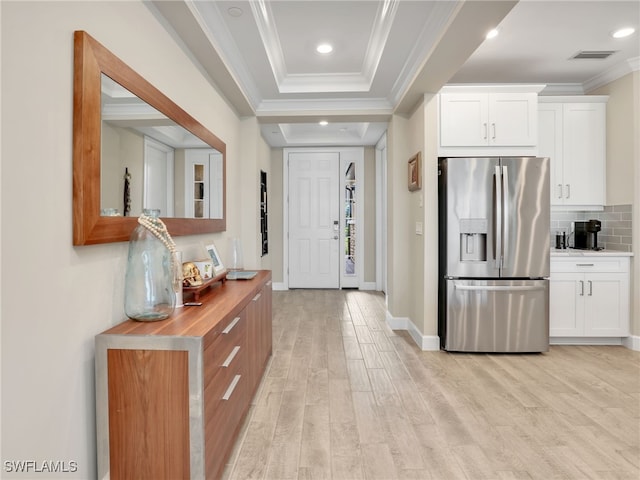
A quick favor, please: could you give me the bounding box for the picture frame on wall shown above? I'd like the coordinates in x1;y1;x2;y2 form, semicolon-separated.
408;152;422;191
205;242;226;275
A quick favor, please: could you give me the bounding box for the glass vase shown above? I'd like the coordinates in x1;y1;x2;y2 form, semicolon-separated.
228;237;244;271
124;210;176;321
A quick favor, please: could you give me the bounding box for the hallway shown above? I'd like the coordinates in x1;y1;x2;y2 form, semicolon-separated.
223;289;639;479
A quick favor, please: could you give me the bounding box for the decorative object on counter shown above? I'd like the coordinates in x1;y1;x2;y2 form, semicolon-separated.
182;262;204;287
193;260;213;279
206;242;226;275
123;168;131;217
182;271;228;301
555;231;567;249
175;251;184;308
124;209;180;321
227;270;258;280
227;237;244;271
408;152;422;191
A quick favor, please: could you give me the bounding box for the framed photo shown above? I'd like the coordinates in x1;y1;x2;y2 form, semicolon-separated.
205;242;226;275
408;152;422;191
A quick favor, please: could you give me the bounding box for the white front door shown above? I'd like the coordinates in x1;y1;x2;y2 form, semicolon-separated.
288;152;340;289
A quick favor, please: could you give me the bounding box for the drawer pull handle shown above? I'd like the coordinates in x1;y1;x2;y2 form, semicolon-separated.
266;281;272;287
253;293;262;302
579;280;584;296
222;317;241;334
222;375;241;401
222;346;241;368
588;280;593;296
576;264;594;267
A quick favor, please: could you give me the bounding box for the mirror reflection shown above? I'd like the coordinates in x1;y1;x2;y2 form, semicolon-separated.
101;75;223;219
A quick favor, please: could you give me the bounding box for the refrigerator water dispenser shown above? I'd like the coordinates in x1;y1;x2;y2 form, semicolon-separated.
459;219;487;262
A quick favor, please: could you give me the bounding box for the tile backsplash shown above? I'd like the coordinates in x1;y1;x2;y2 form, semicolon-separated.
550;204;633;252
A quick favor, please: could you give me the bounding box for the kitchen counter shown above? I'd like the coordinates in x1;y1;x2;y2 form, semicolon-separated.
551;248;633;257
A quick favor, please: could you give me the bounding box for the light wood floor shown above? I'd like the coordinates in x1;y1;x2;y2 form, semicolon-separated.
223;289;640;480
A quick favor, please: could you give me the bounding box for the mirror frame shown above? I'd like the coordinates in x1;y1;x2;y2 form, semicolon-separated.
73;30;226;245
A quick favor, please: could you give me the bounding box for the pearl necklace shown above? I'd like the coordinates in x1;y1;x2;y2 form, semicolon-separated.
138;213;176;253
138;213;182;291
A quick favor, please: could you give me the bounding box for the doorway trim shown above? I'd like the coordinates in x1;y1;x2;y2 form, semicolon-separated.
375;133;387;293
283;147;364;290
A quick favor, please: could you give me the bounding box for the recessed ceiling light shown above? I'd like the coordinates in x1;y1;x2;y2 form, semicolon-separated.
319;120;329;126
486;29;499;39
612;27;635;38
227;7;243;17
316;43;333;54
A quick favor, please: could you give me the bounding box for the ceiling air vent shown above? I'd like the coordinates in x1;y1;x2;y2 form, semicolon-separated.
571;50;617;60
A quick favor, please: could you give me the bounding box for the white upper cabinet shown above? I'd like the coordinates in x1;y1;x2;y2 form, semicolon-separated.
538;97;607;209
438;85;544;157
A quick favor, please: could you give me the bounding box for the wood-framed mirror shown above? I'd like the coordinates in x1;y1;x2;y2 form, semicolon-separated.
73;30;226;245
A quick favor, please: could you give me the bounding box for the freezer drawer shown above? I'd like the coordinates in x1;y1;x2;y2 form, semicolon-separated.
445;279;549;352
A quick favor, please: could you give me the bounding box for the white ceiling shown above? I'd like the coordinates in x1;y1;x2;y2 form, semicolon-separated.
150;0;640;148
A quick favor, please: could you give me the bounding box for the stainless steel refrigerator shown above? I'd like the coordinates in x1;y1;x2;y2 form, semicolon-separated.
438;157;550;352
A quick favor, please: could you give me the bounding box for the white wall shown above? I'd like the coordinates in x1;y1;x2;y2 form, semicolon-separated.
422;94;440;344
385;95;439;349
1;2;253;477
591;71;640;340
386;116;412;319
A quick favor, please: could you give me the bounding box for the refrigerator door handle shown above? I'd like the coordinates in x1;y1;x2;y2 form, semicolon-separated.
502;165;510;268
454;284;546;292
494;166;502;269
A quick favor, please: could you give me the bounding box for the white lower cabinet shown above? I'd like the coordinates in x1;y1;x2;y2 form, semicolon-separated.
550;256;630;340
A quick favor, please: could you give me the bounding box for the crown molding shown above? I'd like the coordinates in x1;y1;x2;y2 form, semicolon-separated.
188;0;262;110
540;84;586;95
361;0;399;88
389;1;459;106
252;0;398;94
583;56;640;92
255;97;394;116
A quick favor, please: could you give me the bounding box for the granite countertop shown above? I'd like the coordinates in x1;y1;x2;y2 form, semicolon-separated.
551;248;633;257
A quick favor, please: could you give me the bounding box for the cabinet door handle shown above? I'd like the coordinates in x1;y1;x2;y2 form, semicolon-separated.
222;346;241;368
483;123;488;140
579;280;584;296
557;184;563;199
492;123;496;140
222;316;241;334
565;184;570;198
588;280;593;296
253;293;262;302
222;374;241;401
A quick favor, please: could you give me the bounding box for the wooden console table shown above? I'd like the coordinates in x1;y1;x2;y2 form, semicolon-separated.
95;270;272;479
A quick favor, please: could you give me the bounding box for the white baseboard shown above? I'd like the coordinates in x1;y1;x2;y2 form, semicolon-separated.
360;282;377;291
623;335;640;351
550;336;630;347
272;282;287;291
385;312;440;351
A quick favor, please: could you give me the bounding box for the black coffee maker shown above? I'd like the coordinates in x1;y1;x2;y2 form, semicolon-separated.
573;220;602;250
